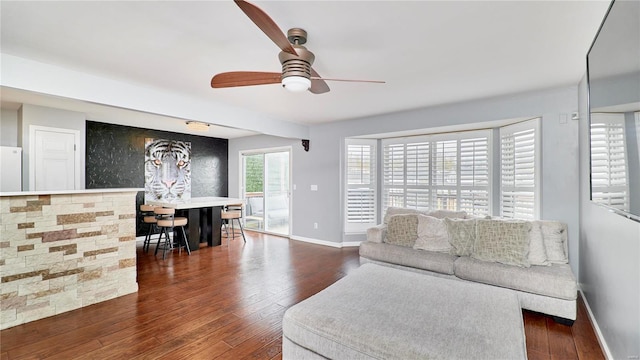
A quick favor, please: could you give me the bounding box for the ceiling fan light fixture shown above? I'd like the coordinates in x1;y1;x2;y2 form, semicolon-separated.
282;76;311;92
185;121;210;132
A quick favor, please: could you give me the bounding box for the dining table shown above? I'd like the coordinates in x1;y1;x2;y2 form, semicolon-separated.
147;196;243;251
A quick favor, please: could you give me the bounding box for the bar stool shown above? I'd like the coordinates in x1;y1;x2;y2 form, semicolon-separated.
154;207;191;259
221;203;246;243
140;204;158;253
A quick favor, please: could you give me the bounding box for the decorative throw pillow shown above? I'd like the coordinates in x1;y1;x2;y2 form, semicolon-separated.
414;215;452;252
528;221;549;266
472;219;532;268
428;209;468;219
444;218;477;256
384;214;419;247
541;221;568;264
383;207;426;224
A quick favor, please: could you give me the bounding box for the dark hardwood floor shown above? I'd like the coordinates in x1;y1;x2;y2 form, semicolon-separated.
1;231;604;359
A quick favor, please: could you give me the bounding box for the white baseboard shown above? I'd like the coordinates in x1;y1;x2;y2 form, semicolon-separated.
579;289;613;360
289;235;361;248
137;234;361;249
341;241;362;248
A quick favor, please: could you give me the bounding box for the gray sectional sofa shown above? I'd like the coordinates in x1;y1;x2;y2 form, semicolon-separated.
359;207;578;322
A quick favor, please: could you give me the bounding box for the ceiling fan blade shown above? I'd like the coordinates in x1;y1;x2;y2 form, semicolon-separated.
309;68;330;94
234;0;298;56
211;71;281;88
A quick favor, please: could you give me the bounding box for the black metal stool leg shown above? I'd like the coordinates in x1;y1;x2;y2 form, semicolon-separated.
154;227;164;256
236;218;246;243
144;223;154;253
162;227;172;260
223;219;229;238
181;226;191;255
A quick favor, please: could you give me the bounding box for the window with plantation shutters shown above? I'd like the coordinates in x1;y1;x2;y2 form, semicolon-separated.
381;130;491;217
432;140;458;210
383;143;406;209
459;136;490;215
590;113;629;211
500;118;540;220
344;139;377;233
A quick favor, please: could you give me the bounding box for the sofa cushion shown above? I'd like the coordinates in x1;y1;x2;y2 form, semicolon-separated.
472;219;532;268
360;241;457;275
414;215;452;252
445;218;477;256
383;207;427;224
427;209;468;219
454;256;577;300
366;224;386;243
385;214;418;247
528;221;549;266
541;221;568;264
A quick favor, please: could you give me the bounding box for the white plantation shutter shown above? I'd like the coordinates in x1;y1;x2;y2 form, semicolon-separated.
344;139;377;233
500;119;540;219
406;142;429;186
382;130;491;216
406;141;430;210
432;140;458;210
406;188;430;209
590;113;629;211
459;137;490;216
383;142;406;209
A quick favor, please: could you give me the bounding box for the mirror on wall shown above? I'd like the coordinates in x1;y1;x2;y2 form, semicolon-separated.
587;0;640;221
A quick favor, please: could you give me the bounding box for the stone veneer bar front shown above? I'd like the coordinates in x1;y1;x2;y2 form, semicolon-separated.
0;188;141;330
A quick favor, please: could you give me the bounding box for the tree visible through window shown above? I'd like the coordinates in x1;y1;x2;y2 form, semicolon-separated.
244;154;264;193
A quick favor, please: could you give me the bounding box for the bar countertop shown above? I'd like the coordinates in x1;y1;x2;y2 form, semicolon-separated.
147;196;243;209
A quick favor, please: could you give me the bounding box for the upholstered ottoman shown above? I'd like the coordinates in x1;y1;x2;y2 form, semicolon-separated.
282;263;527;359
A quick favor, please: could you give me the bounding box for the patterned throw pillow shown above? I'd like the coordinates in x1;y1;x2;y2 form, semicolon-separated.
385;214;419;247
444;218;477;256
414;215;452;252
472;219;532;267
528;221;549;266
541;221;568;264
383;207;426;224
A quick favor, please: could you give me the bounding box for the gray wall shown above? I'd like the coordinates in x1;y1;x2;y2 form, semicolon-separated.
625;111;640;215
228;135;305;235
0;108;19;147
229;85;582;273
578;75;640;359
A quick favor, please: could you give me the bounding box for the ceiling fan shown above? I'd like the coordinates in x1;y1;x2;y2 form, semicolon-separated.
211;0;384;94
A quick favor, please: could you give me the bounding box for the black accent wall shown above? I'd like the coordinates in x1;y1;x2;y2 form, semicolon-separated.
85;121;228;235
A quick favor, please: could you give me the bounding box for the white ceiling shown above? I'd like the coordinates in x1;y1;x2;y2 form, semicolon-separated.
0;0;611;138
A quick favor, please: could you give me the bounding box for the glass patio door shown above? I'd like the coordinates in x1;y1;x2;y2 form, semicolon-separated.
242;149;290;236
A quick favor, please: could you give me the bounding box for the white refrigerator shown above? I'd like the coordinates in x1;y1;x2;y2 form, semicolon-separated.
0;146;22;192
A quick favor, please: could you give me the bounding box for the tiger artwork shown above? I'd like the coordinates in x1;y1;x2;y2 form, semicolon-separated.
144;139;191;202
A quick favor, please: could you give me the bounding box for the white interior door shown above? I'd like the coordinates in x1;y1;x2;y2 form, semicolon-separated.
31;126;79;190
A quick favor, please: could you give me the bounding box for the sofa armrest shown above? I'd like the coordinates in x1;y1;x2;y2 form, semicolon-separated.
366;224;387;243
